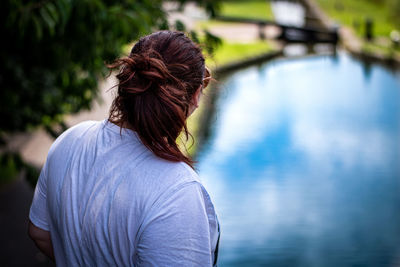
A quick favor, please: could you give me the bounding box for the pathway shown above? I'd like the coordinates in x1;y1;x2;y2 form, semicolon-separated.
0;175;54;266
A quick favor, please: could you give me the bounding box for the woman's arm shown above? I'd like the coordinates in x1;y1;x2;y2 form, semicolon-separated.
28;220;55;261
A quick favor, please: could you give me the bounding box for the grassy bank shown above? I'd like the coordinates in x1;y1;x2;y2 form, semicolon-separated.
316;0;397;37
205;40;276;68
315;0;400;58
184;39;278;156
219;0;274;20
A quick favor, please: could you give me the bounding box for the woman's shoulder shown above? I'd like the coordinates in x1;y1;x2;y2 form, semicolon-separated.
55;120;99;141
63;120;100;137
143;155;200;184
47;120;101;156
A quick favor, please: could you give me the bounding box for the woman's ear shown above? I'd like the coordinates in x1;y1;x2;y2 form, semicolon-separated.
192;85;203;108
188;85;203;116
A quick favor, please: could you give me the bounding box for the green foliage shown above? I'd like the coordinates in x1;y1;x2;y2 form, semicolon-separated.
203;30;223;56
0;153;20;185
175;20;186;32
0;0;221;136
189;30;200;44
0;153;39;187
1;0;163;134
0;0;223;184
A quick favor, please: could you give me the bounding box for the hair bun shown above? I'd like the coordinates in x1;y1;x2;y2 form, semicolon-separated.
130;51;169;88
115;50;188;100
109;46;192;99
108;50;174;95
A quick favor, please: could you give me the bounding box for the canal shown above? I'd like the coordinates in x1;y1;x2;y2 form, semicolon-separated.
197;52;400;266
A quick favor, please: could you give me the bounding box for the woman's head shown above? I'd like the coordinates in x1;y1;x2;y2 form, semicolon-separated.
108;31;210;167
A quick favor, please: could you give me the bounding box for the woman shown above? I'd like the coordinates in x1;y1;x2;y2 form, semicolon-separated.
28;30;220;266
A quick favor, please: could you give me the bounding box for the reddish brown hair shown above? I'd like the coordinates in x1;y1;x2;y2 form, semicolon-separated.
107;31;207;168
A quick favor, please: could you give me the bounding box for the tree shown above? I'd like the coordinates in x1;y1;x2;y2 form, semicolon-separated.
0;0;220;136
0;0;221;184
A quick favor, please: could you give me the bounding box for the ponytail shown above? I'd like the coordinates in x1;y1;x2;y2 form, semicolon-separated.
108;31;206;168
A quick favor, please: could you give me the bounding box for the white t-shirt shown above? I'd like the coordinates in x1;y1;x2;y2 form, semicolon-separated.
29;120;220;266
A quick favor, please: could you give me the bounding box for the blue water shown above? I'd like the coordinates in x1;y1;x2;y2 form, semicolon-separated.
197;52;400;267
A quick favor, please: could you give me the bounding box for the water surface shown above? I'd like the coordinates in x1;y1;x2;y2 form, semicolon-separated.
197;53;400;267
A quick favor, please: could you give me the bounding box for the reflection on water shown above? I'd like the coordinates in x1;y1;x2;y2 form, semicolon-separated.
197;53;400;267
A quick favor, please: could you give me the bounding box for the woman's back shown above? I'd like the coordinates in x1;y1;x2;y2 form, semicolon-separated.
30;120;219;266
29;30;220;266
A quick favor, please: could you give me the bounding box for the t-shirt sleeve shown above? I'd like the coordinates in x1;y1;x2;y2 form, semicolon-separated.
29;160;50;231
136;181;214;266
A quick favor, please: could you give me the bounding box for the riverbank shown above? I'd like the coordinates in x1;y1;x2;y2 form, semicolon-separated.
304;0;400;67
183;39;282;156
188;47;283;158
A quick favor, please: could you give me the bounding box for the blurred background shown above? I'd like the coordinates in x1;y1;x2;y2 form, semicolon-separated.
1;0;400;266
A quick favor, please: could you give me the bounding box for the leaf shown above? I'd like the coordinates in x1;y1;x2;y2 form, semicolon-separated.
31;15;43;40
204;29;222;55
39;5;56;35
44;3;59;25
175;19;186;32
190;30;200;44
55;0;72;28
